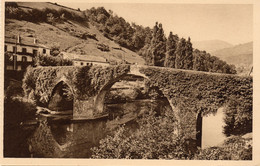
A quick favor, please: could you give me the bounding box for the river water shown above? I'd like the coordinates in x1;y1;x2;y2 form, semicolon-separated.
4;99;171;158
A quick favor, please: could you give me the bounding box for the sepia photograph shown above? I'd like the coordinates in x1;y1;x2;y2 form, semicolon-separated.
1;0;258;165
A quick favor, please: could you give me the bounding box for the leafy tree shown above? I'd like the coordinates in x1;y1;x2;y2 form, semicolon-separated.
164;32;178;68
183;37;193;70
46;13;55;25
223;95;252;136
192;49;236;74
146;22;166;66
34;54;72;66
175;38;186;69
50;43;60;56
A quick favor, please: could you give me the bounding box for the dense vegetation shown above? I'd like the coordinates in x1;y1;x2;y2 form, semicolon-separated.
85;7;236;74
34;54;72;66
22;65;130;105
139;66;252;137
92;108;252;159
5;2;86;23
85;7;151;52
92;110;196;159
6;3;237;74
195;135;252;160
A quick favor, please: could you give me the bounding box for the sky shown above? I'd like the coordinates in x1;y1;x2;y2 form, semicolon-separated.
60;2;253;45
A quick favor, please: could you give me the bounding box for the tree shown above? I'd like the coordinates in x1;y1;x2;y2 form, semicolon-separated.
183;37;193;70
50;43;60;56
146;22;166;66
46;13;55;25
175;38;186;69
164;32;178;68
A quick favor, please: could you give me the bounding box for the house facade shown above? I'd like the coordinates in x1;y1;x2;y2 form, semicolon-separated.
4;35;50;71
61;52;110;67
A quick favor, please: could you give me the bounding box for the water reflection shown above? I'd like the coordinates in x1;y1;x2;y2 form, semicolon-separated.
24;99;172;158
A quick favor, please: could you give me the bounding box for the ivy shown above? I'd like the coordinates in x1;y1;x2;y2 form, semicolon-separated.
139;67;252;136
23;65;130;103
23;65;252;136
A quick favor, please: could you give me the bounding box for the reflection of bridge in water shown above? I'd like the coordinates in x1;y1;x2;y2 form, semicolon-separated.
27;64;252;148
29;99;169;158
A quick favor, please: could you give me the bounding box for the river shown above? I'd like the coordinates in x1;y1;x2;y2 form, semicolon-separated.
4;99;171;158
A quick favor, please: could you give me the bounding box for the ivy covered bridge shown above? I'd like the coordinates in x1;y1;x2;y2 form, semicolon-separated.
23;64;252;146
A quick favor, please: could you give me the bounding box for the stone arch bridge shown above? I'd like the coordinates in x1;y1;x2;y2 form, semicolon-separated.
24;64;252;146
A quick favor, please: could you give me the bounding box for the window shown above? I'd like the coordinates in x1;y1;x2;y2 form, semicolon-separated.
13;55;17;70
22;56;27;62
33;49;38;56
22;48;27;53
4;45;7;52
13;46;17;53
43;49;46;54
21;56;28;70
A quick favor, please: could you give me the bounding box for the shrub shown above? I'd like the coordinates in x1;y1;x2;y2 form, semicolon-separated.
5;82;23;100
97;43;110;52
5;4;86;24
34;54;72;66
195;136;252;160
4;96;36;125
91;108;251;160
91;110;196;159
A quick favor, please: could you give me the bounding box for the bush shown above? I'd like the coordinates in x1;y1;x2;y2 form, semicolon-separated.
195;136;252;160
4;96;36;125
5;4;86;23
34;54;72;66
91;110;196;159
5;83;23;100
91;107;251;160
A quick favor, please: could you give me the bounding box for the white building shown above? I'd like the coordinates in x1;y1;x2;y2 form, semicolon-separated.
5;35;50;71
61;52;109;67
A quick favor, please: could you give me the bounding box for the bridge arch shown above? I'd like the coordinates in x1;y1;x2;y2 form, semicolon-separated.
93;72;173;117
48;80;75;112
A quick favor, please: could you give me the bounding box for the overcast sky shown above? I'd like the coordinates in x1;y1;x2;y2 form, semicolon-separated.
60;2;253;45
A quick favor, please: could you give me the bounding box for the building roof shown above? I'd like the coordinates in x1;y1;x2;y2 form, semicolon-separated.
5;36;49;49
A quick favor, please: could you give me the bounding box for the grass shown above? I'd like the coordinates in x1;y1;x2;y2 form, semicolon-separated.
5;3;145;65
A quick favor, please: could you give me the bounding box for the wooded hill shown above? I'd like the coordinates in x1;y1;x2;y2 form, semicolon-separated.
5;2;237;74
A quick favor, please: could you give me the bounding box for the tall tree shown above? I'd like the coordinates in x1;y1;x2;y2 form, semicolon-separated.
175;38;186;69
183;37;193;70
149;22;166;66
164;32;179;68
145;22;158;65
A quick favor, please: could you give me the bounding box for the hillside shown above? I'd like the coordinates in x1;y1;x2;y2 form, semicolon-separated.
212;42;253;74
5;2;145;65
193;40;233;53
17;2;85;17
4;2;238;74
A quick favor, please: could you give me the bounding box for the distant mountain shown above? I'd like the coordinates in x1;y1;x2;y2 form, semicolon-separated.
212;42;253;75
193;40;233;53
212;42;253;66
